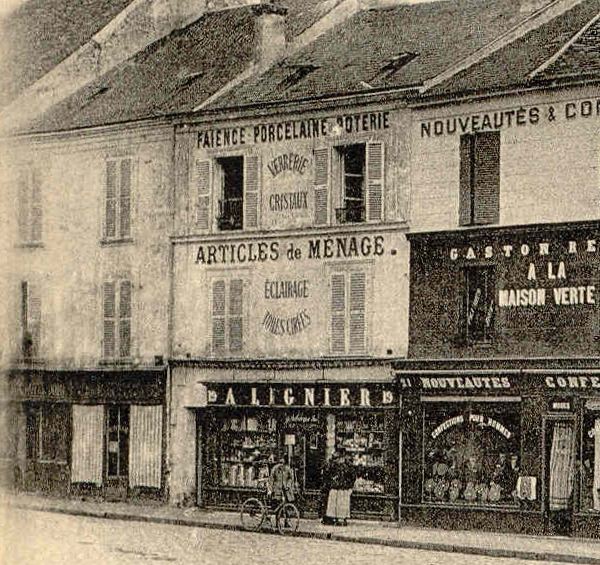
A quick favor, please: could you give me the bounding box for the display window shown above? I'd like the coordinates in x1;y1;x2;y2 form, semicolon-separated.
422;401;521;506
26;403;69;463
580;410;600;513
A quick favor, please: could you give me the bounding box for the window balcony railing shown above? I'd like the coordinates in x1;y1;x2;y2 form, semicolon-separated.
335;205;366;224
217;198;243;231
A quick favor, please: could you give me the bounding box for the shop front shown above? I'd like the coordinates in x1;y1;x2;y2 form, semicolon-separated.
170;363;400;520
6;368;166;501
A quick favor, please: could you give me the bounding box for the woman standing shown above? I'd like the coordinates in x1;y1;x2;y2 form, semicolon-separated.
325;454;356;525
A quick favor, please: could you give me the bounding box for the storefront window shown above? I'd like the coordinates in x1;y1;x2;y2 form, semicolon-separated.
422;401;520;506
26;403;69;462
580;411;600;513
336;412;386;493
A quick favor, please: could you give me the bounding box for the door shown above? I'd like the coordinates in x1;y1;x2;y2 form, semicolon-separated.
105;404;129;500
544;417;576;536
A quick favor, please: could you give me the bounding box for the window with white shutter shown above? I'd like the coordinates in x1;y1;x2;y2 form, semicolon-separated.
330;271;367;354
459;132;500;226
195;159;211;231
21;280;41;358
17;167;42;244
103;280;133;359
244;155;260;230
366;141;384;222
212;278;244;355
313;148;329;226
104;158;133;240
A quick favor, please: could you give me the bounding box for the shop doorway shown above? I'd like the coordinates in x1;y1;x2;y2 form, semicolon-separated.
105;404;129;500
543;417;576;536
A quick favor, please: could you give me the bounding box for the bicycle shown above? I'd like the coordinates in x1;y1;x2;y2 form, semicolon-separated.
240;483;300;534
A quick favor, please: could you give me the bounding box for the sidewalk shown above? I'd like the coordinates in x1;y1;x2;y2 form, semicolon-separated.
2;491;600;564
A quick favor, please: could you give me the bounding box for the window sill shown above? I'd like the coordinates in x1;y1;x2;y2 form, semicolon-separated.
15;242;44;249
100;237;134;247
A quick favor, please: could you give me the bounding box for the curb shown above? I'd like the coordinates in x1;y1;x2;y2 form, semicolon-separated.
9;503;600;565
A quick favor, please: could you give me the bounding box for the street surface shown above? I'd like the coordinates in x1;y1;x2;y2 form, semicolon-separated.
0;507;577;565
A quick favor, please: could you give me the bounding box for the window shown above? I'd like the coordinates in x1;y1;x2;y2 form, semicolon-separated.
212;278;244;355
26;403;69;462
423;400;521;506
21;281;41;358
17;166;42;244
580;408;600;513
210;155;260;231
335;142;383;224
104;158;132;240
103;280;132;359
459;132;500;226
330;270;367;354
460;266;495;343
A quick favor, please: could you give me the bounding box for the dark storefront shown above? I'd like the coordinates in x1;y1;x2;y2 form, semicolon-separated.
195;380;399;520
6;369;166;501
401;221;600;538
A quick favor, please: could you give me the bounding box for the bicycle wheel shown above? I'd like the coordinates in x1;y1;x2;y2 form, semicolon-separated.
276;503;300;534
240;497;266;532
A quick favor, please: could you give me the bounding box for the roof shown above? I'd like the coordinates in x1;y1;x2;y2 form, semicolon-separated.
0;0;134;108
208;0;529;109
425;0;600;96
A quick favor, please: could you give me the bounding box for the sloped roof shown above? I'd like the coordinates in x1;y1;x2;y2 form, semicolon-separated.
426;0;600;96
25;8;259;132
0;0;134;107
209;0;528;109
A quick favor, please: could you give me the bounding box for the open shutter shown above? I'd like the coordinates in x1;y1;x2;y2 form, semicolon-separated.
473;131;500;225
313;148;329;226
105;161;117;238
129;405;162;488
331;273;346;354
349;272;366;353
212;280;226;353
366;142;383;222
119;280;132;358
103;282;116;358
28;282;42;357
18;170;30;241
244;155;260;229
30;168;42;242
72;405;104;486
195;158;211;230
459;134;473;226
229;279;243;353
119;159;132;237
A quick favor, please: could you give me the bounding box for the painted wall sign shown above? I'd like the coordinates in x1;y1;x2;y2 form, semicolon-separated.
197;111;391;148
206;383;395;408
420;98;600;138
194;234;386;265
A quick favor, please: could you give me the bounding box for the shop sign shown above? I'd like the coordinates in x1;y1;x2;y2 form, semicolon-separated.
197;111;391;149
420;98;600;138
431;413;512;439
545;376;600;390
8;374;68;401
206;383;395;408
71;374;164;402
549;399;572;411
397;375;512;391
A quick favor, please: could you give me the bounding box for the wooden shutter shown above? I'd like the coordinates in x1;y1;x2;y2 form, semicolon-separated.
313;148;329;226
244;155;260;229
28;282;42;357
366;142;383;221
119;280;132;358
195;158;211;231
458;134;473;226
119;159;132;237
105;161;117;238
71;405;104;485
129;405;162;488
331;273;346;354
473;132;500;225
103;282;116;358
349;272;366;353
229;279;243;353
30;168;42;242
212;280;226;353
18;170;30;241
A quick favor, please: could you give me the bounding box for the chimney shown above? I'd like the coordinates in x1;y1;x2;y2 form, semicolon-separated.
253;3;288;69
520;0;553;14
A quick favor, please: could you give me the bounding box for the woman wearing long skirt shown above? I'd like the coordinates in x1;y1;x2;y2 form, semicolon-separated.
326;454;356;526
